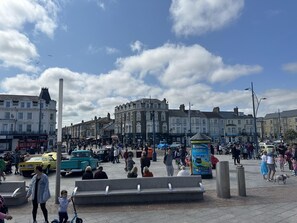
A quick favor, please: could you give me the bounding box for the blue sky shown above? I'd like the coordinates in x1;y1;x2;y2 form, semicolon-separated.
0;0;297;126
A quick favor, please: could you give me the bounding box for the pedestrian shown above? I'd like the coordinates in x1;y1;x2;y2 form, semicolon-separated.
266;150;276;182
127;153;135;172
123;148;129;171
140;151;150;176
163;148;174;176
260;151;268;180
94;166;108;179
277;154;285;172
0;157;6;183
127;166;138;178
58;190;72;223
26;165;51;223
14;150;21;174
82;166;93;180
0;195;12;222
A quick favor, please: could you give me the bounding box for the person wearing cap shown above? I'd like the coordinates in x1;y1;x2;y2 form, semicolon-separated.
94;166;108;179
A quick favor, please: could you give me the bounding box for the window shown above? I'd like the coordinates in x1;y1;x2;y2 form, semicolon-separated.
18;124;22;132
5;101;10;108
161;112;166;121
0;100;3;106
238;120;241;125
10;124;13;131
3;124;8;132
4;112;10;119
20;102;25;108
50;113;54;120
26;102;31;108
27;112;32;120
26;124;32;132
136;123;141;133
136;112;141;121
18;112;23;120
162;123;167;133
33;101;38;107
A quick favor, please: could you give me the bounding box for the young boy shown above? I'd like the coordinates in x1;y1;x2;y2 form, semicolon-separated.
58;190;72;223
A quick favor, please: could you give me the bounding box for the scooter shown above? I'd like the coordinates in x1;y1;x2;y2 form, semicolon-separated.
51;187;83;223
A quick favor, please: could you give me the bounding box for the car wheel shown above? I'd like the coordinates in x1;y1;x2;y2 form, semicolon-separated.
60;172;66;177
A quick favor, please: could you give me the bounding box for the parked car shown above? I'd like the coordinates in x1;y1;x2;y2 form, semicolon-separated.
94;148;110;162
157;141;169;150
19;152;57;177
169;142;181;149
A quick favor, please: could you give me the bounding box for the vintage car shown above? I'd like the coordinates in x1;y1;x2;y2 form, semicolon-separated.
60;150;98;176
19;152;57;177
94;148;110;162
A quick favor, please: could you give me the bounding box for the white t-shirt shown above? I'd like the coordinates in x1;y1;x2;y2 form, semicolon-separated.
267;155;274;164
261;154;267;162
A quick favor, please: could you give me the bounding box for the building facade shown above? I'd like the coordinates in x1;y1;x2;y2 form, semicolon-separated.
0;88;56;152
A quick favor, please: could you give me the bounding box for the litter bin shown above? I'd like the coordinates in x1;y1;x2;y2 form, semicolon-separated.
147;148;153;160
136;150;142;158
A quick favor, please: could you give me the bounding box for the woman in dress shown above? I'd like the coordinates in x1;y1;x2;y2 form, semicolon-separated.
260;151;268;180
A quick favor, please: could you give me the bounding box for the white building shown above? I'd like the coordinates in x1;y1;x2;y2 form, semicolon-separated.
0;88;56;152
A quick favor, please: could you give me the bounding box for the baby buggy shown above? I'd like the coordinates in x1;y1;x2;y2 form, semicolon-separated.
4;161;12;175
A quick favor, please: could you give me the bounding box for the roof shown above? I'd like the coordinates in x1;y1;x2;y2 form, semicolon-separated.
0;94;39;101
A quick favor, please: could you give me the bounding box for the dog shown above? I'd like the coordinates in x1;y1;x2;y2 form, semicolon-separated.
274;174;289;184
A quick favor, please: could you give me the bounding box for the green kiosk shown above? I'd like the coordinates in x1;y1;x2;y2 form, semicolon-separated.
190;133;213;179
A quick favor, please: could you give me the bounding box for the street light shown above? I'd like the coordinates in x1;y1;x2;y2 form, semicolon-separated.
245;82;266;155
151;110;157;161
94;116;98;149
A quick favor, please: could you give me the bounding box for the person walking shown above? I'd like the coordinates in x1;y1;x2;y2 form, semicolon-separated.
260;151;268;180
140;151;150;176
0;157;5;183
163;148;174;176
14;150;21;174
26;165;51;223
266;150;276;182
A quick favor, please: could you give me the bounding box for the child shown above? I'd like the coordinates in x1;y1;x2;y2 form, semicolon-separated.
58;190;72;223
0;195;12;222
260;151;268;180
277;154;285;172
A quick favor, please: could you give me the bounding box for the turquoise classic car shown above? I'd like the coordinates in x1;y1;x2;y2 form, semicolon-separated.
60;150;98;176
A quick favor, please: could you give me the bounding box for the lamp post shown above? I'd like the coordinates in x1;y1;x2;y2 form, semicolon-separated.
94;116;98;149
151;110;157;161
245;82;266;155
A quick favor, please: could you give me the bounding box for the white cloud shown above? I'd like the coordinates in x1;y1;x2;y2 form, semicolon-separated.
282;62;297;73
130;40;145;53
0;30;39;72
106;47;120;55
170;0;244;36
0;0;59;72
1;43;294;126
117;43;262;87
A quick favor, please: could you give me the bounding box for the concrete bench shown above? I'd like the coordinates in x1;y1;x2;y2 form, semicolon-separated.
74;176;204;205
0;181;28;206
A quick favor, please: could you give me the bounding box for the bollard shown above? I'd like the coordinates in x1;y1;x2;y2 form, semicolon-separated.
216;161;230;198
237;165;246;196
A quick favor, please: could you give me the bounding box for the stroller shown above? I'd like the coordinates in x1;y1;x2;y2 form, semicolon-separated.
4;161;12;175
51;187;83;223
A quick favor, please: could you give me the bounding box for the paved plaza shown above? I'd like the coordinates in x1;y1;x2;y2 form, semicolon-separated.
4;151;297;223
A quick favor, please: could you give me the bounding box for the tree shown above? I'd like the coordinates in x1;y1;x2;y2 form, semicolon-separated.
283;129;297;143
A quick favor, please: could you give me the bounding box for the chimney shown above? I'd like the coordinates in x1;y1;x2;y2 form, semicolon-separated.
179;104;185;111
234;107;239;116
213;107;220;113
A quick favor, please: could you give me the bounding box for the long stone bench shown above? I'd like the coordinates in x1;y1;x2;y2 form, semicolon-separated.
73;175;204;205
0;181;28;206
